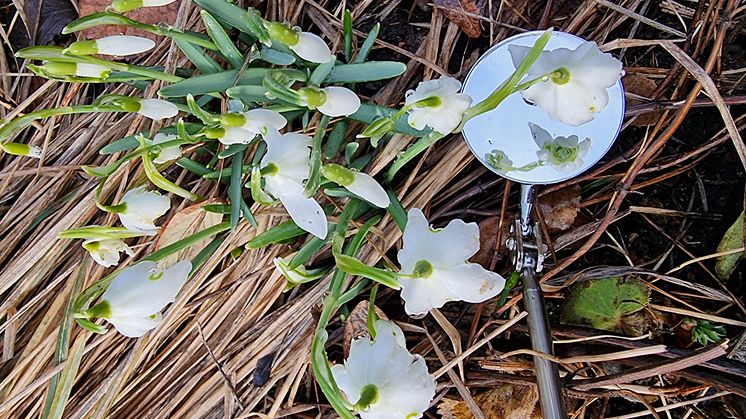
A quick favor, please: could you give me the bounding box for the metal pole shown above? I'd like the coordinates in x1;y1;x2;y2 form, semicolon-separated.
522;255;566;419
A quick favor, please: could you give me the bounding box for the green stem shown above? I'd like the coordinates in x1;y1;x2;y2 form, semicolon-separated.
0;104;123;141
385;131;444;181
455;29;552;132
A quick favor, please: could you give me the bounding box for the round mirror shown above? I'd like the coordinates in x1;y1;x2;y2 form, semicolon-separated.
461;31;625;185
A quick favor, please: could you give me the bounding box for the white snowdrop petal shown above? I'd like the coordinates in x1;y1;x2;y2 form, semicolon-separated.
152;133;181;164
75;63;110;78
137;99;178;121
404;77;470;134
242;109;287;134
103;260;191;318
261;130;313;182
219;127;256;145
345;172;389;208
107;313;162;338
265;176;327;239
118;186;170;235
316;86;361;117
143;0;175;6
290;32;333;63
95;35;155;56
436;263;505;303
86;238;133;267
400;276;454;316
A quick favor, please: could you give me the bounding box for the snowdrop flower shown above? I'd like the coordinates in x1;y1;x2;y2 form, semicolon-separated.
485;149;514;173
83;260;191;337
299;86;360;117
217;109;287;145
1;142;42;158
117;185;170;235
265;22;334;63
331;319;435;419
529;122;591;172
132;98;179;121
509;41;623;125
44;62;111;79
260;129;327;238
111;0;176;13
397;208;505;316
82;238;134;267
65;35;155;56
152;133;182;164
404;77;472;134
321;164;389;208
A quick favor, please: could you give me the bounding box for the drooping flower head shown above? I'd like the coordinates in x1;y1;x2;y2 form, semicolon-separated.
404;77;472;134
93;260;191;337
397;208;505;316
264;22;334;63
510;41;623;126
299;86;361;117
83;238;135;268
260;129;327;238
152;132;182;164
529;122;591;172
117;185;171;235
65;35;155;57
216;109;287;145
331;319;436;419
320;163;389;208
43;62;111;79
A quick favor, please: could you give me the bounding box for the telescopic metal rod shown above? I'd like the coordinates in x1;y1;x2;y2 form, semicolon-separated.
522;255;566;419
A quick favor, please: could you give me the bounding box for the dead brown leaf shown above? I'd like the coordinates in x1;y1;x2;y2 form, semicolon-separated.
538;185;581;233
343;301;387;357
434;0;483;38
471;214;512;267
623;73;660;126
438;384;540;419
154;199;224;268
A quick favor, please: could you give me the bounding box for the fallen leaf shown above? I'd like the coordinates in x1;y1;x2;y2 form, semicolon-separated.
537;184;581;232
715;211;744;280
434;0;483;38
561;276;650;334
78;0;179;40
623;73;660;127
154;199;224;268
343;301;387;357
438;384;540;419
471;214;513;267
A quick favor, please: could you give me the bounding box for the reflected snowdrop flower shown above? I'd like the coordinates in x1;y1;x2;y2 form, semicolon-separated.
265;22;334;63
111;0;176;13
509;41;623;125
152;133;182;164
397;208;505;316
82;238;135;267
133;98;179;121
300;86;360;117
260;129;327;238
83;260;191;337
218;109;287;145
320;164;389;208
117;185;170;235
404;77;472;134
65;35;155;56
529;122;591;172
331;319;435;419
485;149;514;173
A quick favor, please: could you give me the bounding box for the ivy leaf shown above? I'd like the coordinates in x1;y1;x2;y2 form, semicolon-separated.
560;277;649;333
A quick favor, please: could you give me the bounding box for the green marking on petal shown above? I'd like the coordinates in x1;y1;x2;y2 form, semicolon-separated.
551;67;571;85
412;259;433;278
149;271;165;281
354;384;380;411
260;163;278;176
414;96;442;108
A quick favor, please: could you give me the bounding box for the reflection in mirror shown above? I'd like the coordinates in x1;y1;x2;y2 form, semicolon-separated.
462;31;625;185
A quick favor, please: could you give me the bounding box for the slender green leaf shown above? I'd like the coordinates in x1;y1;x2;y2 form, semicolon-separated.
324;120;348;159
386;189;407;231
325;61;406;83
355;23;380;63
309;59;336;86
349;103;428;137
305;116;330;197
229;148;246;231
175;38;222;74
159;68;306;97
343;10;353;62
201;11;244;68
715;211;745;279
246;220;306;249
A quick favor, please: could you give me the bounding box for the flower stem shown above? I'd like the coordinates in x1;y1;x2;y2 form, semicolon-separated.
0;104;123;142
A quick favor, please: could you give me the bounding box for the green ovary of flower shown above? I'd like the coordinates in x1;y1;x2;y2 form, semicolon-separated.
265;22;300;46
355;384;380;410
551;67;571;85
412;260;433;278
545;143;578;163
414;96;442;108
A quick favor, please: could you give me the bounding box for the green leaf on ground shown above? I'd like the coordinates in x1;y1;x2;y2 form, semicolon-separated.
561;277;649;333
715;210;744;280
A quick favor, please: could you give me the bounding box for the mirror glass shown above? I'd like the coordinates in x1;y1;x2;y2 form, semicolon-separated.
461;31;625;185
